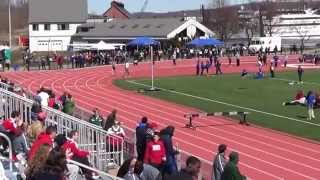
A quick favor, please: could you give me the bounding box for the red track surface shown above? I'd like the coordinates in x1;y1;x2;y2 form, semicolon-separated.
2;56;320;180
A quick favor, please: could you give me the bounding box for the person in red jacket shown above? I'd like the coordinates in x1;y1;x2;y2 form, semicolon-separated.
63;130;98;179
1;111;23;136
62;130;89;159
28;126;57;161
144;132;166;171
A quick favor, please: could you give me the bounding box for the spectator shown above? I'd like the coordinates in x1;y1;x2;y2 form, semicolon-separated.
53;134;80;180
140;162;162;180
212;144;227;180
103;110;117;131
63;130;89;159
29;126;57;161
165;156;201;180
160;126;178;175
48;93;58;109
146;122;158;141
27;112;46;144
136;117;149;161
31;97;42;121
124;160;144;180
1;111;23;137
26;143;51;180
117;158;138;179
221;152;246;180
62;130;98;179
32;149;68;180
89;108;104;126
144;132;166;171
37;87;49;107
59;92;68;107
62;94;75;116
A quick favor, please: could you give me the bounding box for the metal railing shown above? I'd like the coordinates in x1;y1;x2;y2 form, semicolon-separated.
0;88;124;172
68;159;123;180
0;132;13;171
74;106;213;180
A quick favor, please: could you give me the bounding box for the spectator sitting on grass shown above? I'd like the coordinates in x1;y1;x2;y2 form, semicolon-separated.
282;90;306;106
241;69;248;78
89;108;104;126
221;151;246;180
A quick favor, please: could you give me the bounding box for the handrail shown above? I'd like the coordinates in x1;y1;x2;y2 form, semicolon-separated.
0;88;124;171
0;132;13;171
67;159;123;180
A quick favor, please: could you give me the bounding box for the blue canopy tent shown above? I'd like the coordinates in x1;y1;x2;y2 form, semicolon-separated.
127;36;160;46
127;37;160;90
187;38;224;47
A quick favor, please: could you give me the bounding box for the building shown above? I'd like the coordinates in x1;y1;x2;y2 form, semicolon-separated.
271;9;320;47
103;0;130;19
72;17;215;45
28;0;87;52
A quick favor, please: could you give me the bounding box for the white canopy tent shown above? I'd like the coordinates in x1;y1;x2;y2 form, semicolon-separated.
93;41;116;50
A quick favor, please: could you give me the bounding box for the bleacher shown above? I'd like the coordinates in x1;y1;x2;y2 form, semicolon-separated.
0;82;124;179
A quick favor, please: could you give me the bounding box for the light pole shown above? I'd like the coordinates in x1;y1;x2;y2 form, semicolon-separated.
150;45;155;90
8;0;12;48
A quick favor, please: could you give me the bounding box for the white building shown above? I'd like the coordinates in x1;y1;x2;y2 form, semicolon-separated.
271;9;320;46
28;0;87;52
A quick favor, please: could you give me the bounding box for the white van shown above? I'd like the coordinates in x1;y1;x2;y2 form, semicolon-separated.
249;37;281;53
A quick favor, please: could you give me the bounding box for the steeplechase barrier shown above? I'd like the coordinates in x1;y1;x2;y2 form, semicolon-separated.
184;111;250;129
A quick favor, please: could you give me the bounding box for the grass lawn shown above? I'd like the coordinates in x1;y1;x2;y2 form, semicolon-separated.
114;70;320;141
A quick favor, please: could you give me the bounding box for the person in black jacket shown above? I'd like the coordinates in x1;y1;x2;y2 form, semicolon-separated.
136;117;148;161
160;126;178;175
164;156;201;180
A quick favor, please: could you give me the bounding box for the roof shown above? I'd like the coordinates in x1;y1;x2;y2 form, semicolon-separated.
75;18;187;39
28;0;88;24
103;1;130;19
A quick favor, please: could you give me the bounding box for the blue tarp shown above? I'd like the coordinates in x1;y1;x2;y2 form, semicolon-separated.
127;36;160;46
187;38;224;47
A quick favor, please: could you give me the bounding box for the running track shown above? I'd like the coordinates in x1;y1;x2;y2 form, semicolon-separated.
2;56;320;180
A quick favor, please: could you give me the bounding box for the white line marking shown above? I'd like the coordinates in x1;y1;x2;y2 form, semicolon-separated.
126;80;320;128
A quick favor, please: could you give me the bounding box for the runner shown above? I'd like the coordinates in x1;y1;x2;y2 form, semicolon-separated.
111;61;116;76
124;61;130;78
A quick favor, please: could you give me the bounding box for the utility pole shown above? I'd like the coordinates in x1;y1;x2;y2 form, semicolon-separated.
8;0;12;48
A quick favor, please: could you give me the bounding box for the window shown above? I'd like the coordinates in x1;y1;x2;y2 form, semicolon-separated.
58;24;69;30
32;24;39;31
44;24;51;31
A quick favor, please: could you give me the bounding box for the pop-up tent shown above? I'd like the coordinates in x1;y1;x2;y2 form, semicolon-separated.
94;41;116;50
187;37;224;47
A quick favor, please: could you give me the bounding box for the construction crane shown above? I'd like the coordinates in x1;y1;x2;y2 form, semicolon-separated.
140;0;149;12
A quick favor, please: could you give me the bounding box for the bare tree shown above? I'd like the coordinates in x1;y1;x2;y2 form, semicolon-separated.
204;6;240;42
293;26;311;53
208;0;230;9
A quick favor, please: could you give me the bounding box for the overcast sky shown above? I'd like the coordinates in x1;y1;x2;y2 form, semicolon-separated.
88;0;252;14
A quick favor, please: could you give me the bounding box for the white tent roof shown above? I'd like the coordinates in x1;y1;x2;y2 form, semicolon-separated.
94;41;116;50
0;46;10;51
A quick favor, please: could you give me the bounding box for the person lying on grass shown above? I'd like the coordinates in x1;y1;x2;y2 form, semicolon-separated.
282;90;306;106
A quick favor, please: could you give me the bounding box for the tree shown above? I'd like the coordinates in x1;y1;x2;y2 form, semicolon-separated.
203;6;240;42
208;0;230;9
293;25;311;53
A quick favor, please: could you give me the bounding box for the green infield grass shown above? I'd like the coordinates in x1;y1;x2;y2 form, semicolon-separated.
115;70;320;141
